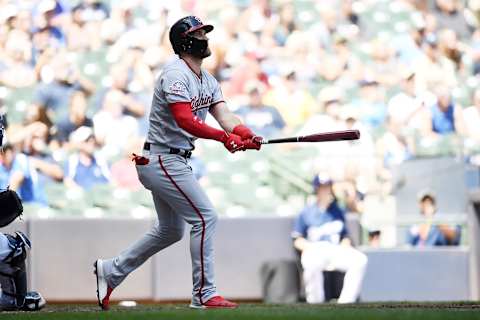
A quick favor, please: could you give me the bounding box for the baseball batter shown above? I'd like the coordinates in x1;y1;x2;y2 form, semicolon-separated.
94;16;262;310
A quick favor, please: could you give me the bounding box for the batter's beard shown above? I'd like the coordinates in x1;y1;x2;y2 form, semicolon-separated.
189;38;211;59
198;47;211;58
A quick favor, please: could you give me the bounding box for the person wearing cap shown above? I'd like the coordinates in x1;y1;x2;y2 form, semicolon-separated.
34;0;68;46
64;126;110;190
235;83;286;139
292;174;368;304
387;69;424;131
407;191;460;246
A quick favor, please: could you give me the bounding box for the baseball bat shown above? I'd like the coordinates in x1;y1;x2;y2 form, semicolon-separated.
260;129;360;144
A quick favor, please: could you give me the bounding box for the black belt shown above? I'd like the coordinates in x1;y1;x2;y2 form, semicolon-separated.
143;142;192;159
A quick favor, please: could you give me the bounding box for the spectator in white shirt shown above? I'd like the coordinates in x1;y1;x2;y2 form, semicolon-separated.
387;70;425;132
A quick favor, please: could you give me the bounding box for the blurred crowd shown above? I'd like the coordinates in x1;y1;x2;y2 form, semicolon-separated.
0;0;479;243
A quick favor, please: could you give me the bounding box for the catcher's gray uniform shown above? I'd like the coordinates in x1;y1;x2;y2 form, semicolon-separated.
101;57;224;306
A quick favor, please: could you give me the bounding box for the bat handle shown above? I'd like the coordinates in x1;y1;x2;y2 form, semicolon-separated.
251;136;268;144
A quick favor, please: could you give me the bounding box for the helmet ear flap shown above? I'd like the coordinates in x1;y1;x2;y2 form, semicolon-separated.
180;36;194;54
170;21;188;54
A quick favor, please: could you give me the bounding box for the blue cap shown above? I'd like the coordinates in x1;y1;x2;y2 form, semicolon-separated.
312;174;333;191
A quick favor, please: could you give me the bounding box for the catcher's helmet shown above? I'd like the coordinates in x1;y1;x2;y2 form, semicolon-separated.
169;16;213;57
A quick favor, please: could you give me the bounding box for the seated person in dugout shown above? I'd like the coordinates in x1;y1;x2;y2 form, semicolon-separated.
292;174;368;304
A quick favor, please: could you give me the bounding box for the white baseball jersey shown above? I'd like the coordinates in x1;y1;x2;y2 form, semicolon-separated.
147;57;224;150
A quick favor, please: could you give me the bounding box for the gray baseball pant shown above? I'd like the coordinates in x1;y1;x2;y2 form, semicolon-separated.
101;152;218;305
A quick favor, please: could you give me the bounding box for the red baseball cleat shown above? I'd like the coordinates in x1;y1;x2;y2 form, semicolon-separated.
190;296;238;309
94;259;113;311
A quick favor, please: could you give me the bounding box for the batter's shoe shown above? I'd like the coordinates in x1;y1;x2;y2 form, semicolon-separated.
190;296;238;309
94;259;113;311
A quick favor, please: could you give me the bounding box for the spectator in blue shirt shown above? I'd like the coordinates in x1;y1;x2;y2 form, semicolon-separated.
33;0;70;47
235;84;286;139
292;174;367;304
0;144;48;206
64;126;110;190
408;190;461;246
21;122;64;179
421;85;465;137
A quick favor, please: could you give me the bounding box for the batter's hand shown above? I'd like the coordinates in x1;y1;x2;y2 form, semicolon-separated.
221;133;246;153
232;124;255;140
244;136;263;150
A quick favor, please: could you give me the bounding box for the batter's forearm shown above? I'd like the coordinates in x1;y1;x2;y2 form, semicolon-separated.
217;113;242;133
210;102;242;133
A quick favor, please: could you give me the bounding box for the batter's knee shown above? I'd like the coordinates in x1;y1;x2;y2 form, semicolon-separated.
192;210;217;228
160;226;185;245
151;224;185;245
168;227;185;244
203;211;218;226
188;210;217;234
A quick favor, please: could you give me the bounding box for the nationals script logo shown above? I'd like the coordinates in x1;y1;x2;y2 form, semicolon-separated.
168;80;214;112
191;93;213;112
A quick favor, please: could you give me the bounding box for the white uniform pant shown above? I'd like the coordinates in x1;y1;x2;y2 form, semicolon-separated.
301;242;368;304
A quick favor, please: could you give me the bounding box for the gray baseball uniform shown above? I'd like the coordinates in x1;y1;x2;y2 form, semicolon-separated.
101;57;225;306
